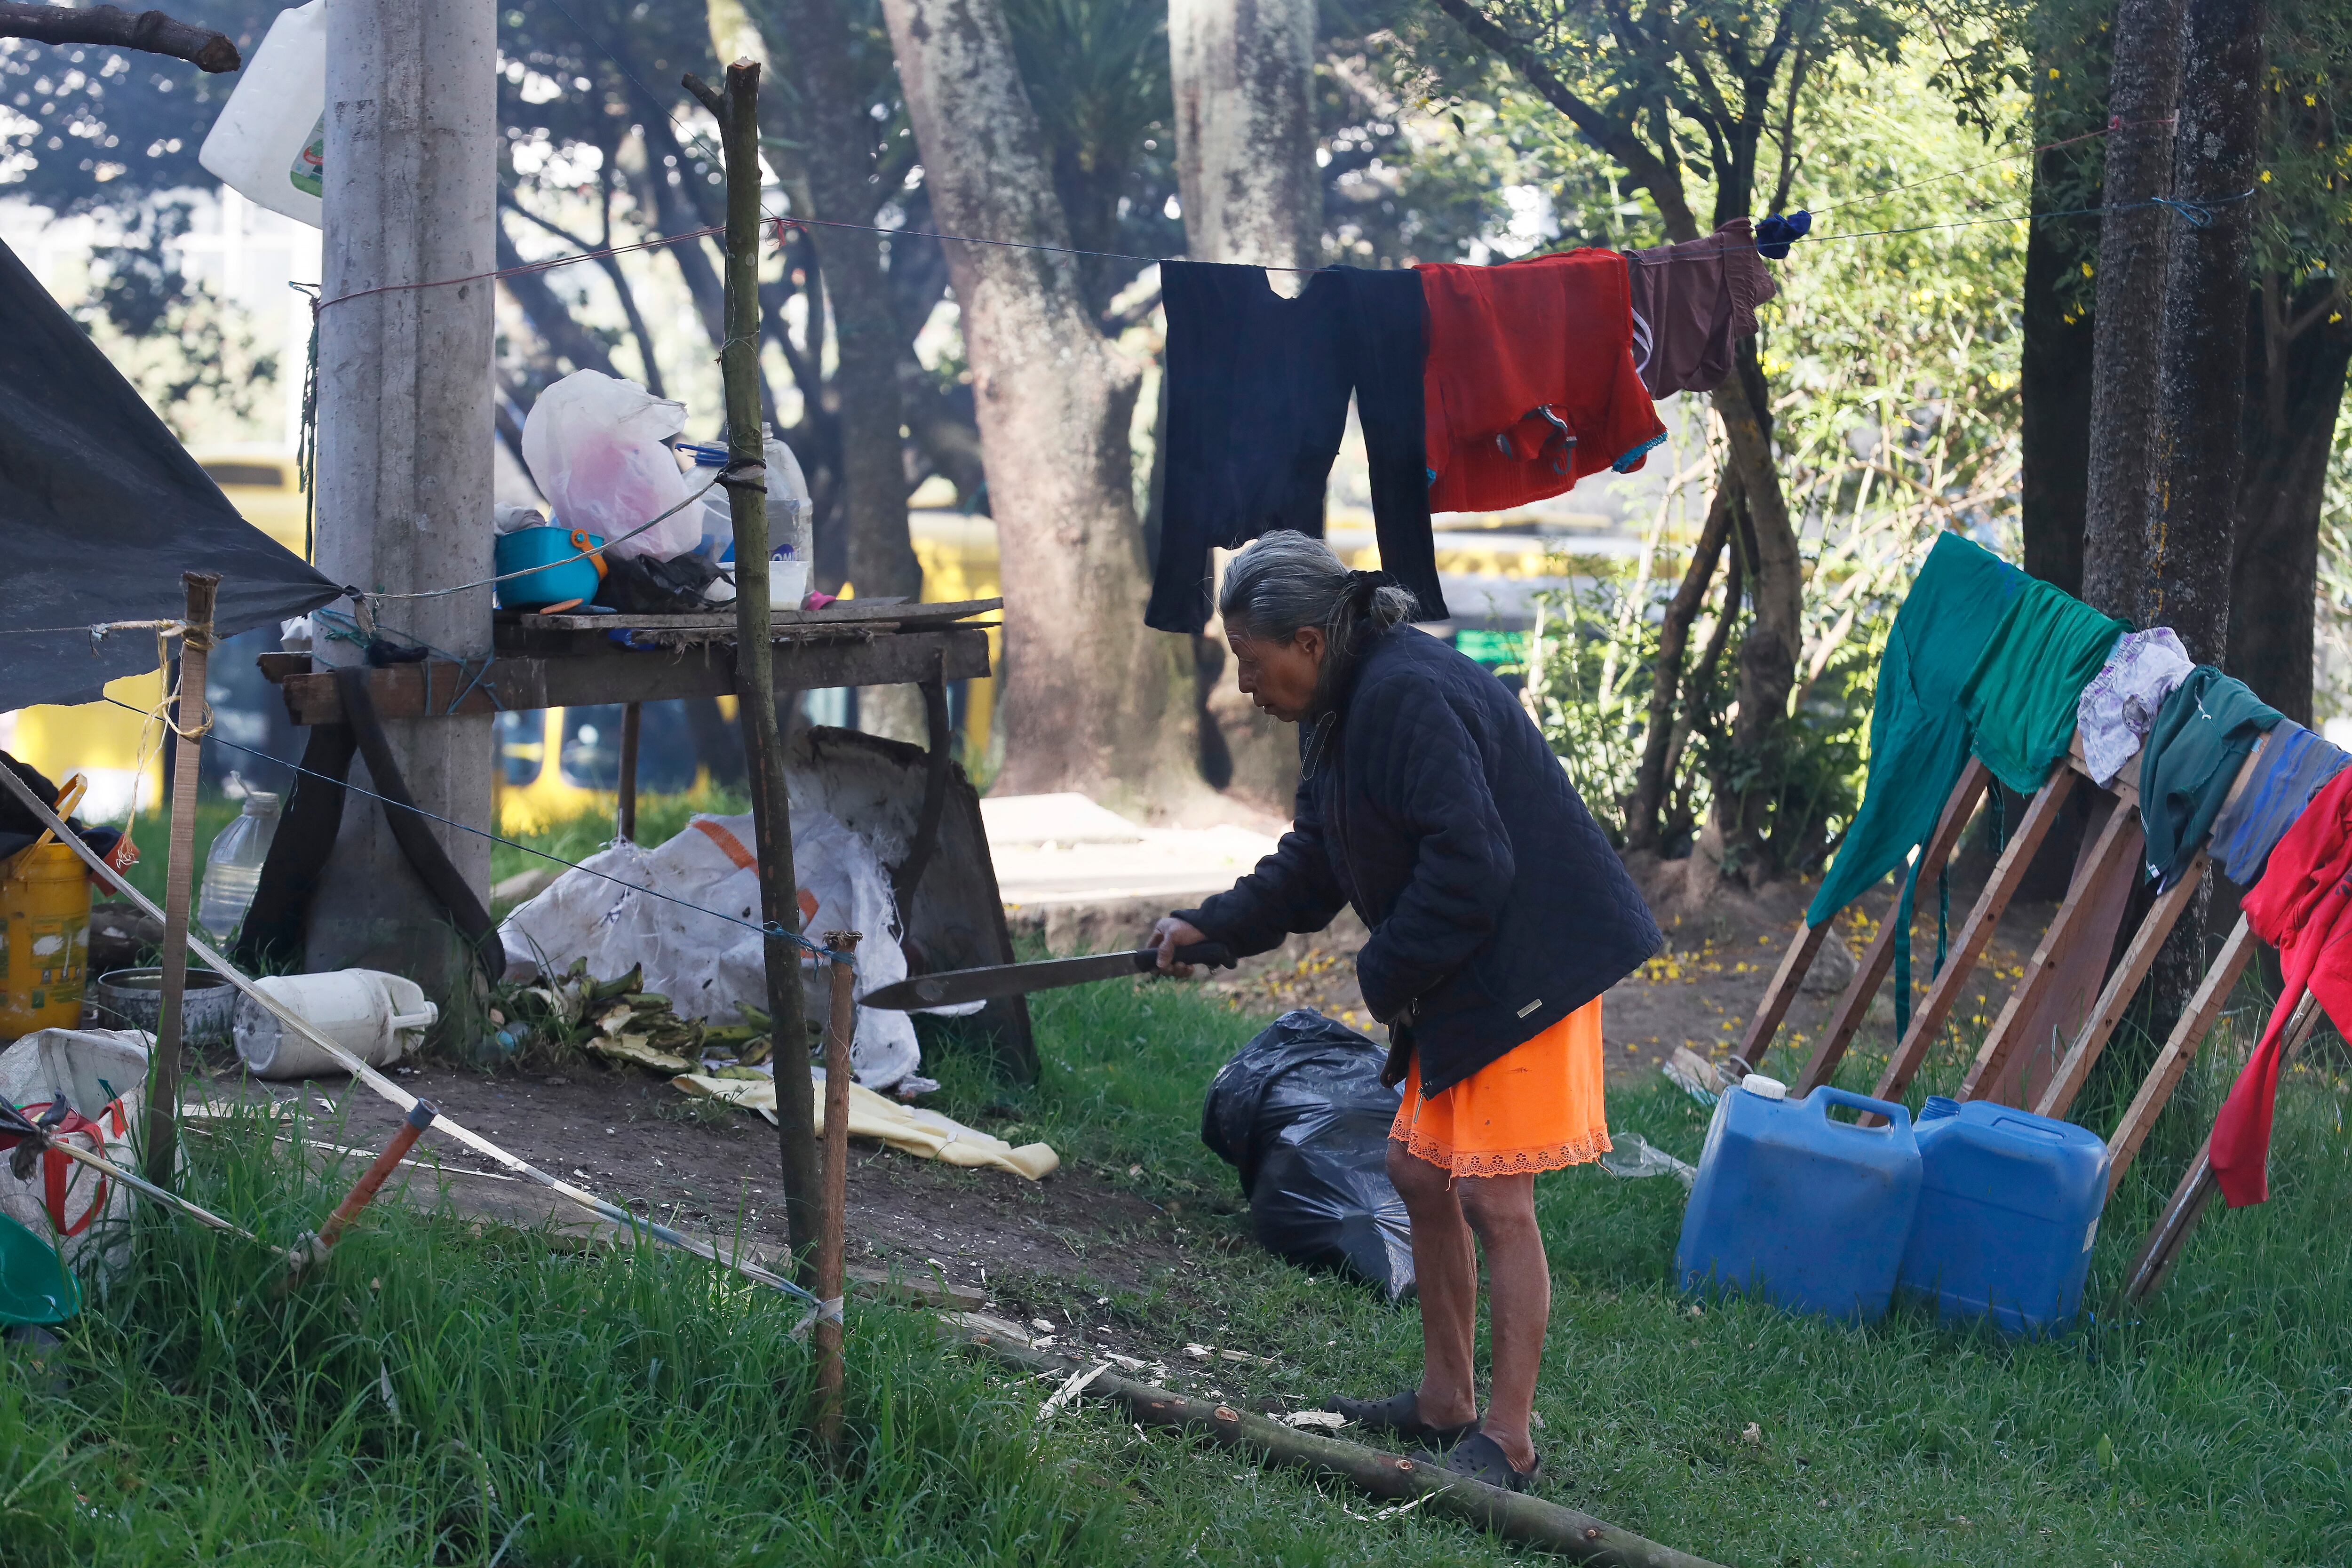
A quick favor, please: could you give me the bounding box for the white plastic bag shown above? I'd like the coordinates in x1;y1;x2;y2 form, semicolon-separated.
0;1028;152;1285
497;811;934;1089
520;370;699;561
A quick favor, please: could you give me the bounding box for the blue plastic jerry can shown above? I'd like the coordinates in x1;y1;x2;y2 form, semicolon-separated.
1897;1097;2111;1335
1676;1077;1922;1322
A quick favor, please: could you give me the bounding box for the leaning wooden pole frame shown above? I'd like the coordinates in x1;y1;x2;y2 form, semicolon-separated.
684;58;824;1274
1737;723;2293;1297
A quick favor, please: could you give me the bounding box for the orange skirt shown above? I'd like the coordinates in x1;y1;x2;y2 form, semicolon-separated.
1390;996;1610;1178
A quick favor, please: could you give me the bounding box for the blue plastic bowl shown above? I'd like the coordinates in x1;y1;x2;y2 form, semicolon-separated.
495;525;605;611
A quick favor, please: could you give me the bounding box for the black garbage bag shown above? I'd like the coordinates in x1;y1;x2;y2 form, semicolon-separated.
1201;1010;1415;1300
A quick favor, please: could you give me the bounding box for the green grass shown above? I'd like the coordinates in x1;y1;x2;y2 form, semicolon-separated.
25;798;2352;1565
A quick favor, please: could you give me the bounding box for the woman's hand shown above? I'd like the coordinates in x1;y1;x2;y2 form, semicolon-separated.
1151;915;1210;976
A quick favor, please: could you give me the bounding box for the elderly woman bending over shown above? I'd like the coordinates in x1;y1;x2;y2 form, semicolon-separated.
1153;531;1661;1490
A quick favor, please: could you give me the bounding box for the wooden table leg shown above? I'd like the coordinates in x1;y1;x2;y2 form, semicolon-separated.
1792;759;1993;1094
616;700;642;842
1871;768;2078;1106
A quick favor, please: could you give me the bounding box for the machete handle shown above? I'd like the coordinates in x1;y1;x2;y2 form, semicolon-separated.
1141;941;1236;971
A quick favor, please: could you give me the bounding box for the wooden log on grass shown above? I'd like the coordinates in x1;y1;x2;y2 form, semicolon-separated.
947;1320;1725;1567
146;570;218;1188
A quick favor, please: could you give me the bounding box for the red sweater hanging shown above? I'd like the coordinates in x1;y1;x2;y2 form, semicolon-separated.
1417;248;1668;515
2217;766;2352;1205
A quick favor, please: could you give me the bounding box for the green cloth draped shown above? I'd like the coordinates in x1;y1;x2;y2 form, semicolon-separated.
1807;533;2026;927
2138;665;2283;890
1959;579;2130;796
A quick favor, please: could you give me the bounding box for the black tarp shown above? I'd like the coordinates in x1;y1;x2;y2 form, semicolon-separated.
1;236;338;709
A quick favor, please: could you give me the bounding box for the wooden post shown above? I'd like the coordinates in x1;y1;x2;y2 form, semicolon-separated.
2030;853;2209;1119
1871;768;2078;1106
1790;760;1991;1093
817;930;859;1448
145;571;219;1188
615;700;641;842
684;59;822;1271
2105;915;2258;1193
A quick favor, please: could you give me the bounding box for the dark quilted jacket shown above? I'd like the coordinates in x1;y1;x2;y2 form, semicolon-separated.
1179;623;1662;1098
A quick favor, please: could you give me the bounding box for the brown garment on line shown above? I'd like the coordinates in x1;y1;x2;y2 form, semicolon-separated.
1623;217;1778;398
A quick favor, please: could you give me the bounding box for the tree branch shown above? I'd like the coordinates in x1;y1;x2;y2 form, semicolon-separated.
1423;0;1701;238
0;2;238;70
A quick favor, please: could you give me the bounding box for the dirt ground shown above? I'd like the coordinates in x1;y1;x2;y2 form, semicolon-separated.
180;837;2074;1364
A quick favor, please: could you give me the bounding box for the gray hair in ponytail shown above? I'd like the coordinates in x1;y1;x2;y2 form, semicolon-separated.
1217;530;1417;707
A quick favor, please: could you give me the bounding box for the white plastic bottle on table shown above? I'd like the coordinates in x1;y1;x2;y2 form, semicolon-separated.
197;790;282;939
196;0;326;228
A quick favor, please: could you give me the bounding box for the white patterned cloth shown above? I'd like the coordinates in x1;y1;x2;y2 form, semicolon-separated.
2075;626;2193;786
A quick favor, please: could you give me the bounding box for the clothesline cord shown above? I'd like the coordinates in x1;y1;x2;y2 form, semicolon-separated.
99;693;851;964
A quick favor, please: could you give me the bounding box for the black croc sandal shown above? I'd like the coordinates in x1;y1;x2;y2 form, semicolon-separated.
1316;1390;1478;1449
1419;1430;1542;1493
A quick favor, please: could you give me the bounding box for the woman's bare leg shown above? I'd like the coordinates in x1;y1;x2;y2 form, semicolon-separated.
1456;1172;1548;1472
1386;1140;1478;1427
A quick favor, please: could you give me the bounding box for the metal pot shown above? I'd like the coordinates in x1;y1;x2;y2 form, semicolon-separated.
89;967;238;1046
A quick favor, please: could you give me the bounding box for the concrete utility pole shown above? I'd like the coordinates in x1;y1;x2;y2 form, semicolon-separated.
310;0;497;990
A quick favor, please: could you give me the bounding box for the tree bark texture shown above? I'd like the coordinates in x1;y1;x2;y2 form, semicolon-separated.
2227;282;2352;726
2139;0;2265;1037
1707;346;1803;880
1169;0;1320;811
876;0;1200;801
1627;481;1735;852
777;0;926;743
2018;146;2097;597
0;2;237;69
2139;0;2265;661
2081;0;2186;618
1169;0;1319;273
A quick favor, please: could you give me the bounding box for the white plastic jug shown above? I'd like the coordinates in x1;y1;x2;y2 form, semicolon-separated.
233;970;439;1080
197;0;326;228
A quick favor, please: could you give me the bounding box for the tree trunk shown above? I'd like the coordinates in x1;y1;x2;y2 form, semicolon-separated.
2227;280;2352;725
2141;0;2265;658
877;0;1201;802
1706;342;1802;882
776;0;927;742
1168;0;1321;812
1169;0;1319;274
2081;0;2187;618
1627;478;1735;851
2018;146;2097;597
2139;0;2266;1035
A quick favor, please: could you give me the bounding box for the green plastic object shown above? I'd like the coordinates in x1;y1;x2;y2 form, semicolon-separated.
0;1210;80;1326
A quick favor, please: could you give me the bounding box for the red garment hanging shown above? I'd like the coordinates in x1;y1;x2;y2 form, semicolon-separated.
1417;248;1667;514
2217;766;2352;1205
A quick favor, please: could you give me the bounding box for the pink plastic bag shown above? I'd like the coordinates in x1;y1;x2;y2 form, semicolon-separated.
520;370;699;560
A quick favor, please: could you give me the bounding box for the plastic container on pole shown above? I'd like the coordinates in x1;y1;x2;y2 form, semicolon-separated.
1897;1096;2111;1335
1675;1076;1922;1322
196;0;326;228
197;790;281;940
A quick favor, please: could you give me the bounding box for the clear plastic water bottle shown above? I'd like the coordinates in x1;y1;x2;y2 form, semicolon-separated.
198;790;282;939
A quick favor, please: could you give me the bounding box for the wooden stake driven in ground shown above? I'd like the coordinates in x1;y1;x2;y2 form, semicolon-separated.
146;570;218;1189
683;58;822;1273
817;931;860;1449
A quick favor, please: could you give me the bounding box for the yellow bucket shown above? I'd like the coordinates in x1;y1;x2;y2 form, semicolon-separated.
0;777;95;1042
